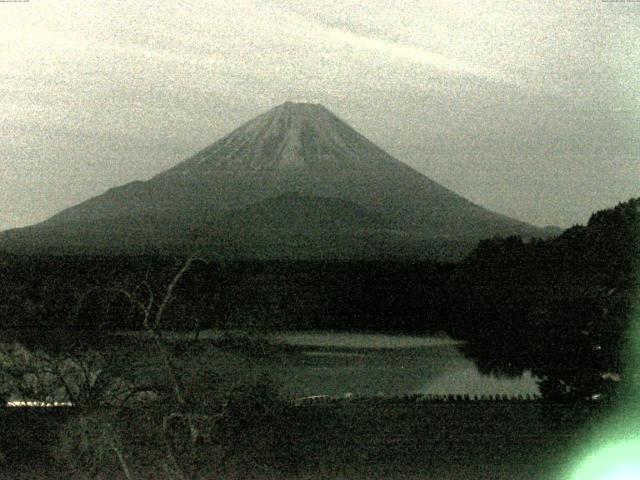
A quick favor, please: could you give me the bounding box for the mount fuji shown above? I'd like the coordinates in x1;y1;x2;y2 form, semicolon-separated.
0;102;555;259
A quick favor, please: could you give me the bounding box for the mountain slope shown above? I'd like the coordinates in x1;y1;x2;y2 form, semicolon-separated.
1;102;553;257
196;192;423;260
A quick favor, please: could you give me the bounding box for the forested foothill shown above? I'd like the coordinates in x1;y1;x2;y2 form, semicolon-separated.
451;197;639;403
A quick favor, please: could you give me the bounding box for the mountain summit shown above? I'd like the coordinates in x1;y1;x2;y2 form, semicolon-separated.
164;101;401;175
0;102;554;258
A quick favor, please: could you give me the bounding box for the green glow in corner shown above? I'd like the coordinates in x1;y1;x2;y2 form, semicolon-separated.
568;441;640;480
565;233;640;480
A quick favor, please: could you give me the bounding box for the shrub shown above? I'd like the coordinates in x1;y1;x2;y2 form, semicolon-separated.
217;375;300;477
52;412;134;480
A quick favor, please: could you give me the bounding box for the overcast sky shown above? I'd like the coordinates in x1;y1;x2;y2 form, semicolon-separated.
1;0;638;230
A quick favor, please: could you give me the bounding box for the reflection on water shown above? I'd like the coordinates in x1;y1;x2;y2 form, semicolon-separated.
304;351;367;358
272;331;463;349
266;332;540;398
420;362;539;397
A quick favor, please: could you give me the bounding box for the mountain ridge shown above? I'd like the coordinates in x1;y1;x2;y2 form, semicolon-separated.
1;102;558;258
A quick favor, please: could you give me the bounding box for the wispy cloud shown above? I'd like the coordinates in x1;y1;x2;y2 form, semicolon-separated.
281;9;518;85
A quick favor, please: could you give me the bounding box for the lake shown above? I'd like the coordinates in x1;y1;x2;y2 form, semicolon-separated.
3;330;540;407
261;331;540;399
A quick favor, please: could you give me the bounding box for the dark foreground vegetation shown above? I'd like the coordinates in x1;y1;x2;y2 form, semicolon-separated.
0;398;605;479
0;197;638;478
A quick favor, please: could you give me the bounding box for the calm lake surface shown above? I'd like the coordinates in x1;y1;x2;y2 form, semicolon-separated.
116;330;539;399
262;331;539;399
